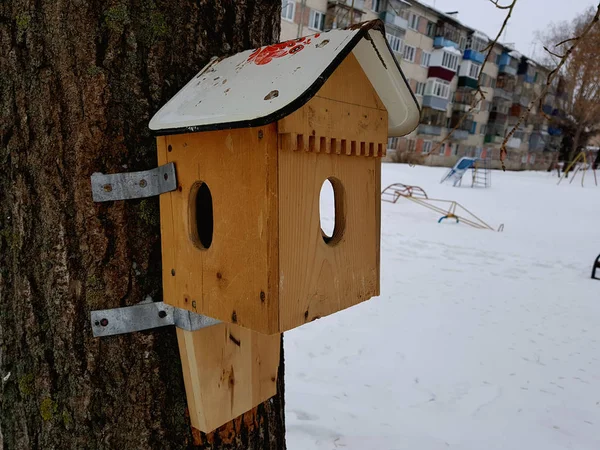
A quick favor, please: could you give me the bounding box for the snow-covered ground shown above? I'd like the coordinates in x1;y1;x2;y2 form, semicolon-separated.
285;164;600;450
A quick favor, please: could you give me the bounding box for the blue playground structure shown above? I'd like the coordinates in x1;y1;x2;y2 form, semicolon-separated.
440;156;491;188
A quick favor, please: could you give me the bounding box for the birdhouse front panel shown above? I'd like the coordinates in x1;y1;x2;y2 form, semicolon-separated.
276;53;386;331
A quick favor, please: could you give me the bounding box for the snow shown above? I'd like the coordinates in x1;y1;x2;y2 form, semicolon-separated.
285;164;600;450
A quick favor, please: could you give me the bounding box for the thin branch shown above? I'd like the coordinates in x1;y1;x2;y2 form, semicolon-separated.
422;0;517;160
543;46;564;59
555;36;579;46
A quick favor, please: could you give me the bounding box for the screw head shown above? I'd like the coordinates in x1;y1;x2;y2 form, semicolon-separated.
100;318;109;327
103;184;113;192
139;179;147;188
258;130;264;139
158;310;167;319
171;269;176;276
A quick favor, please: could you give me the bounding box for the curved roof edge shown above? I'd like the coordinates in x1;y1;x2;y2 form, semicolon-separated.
149;20;420;138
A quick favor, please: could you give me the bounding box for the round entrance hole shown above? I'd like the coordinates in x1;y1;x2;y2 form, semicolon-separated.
189;181;213;249
319;177;345;245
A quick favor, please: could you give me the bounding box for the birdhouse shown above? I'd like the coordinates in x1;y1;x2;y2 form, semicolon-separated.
149;20;419;432
151;20;419;335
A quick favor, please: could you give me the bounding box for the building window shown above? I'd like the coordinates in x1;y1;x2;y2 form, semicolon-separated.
426;21;435;38
308;9;325;31
281;0;295;21
441;52;459;71
469;63;481;79
491;78;496;88
452;143;459;155
425;78;450;99
521;154;527;164
458;36;467;51
408;13;419;30
530;153;536;164
480;124;487;135
408;139;416;152
423;140;433;154
480;73;488;87
386;33;403;54
468;36;488;53
421;51;431;67
371;0;381;12
387;137;398;149
415;81;426;96
403;45;416;62
439;143;445;155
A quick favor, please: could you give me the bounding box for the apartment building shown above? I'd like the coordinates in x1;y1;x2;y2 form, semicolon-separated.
280;0;561;170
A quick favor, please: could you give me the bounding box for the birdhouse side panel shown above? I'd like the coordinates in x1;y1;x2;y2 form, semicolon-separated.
157;127;279;334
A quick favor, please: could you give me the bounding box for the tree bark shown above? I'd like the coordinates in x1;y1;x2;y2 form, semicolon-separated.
0;1;285;449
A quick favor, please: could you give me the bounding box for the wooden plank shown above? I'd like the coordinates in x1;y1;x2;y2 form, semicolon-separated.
177;324;280;433
315;52;386;110
277;150;382;330
159;125;279;335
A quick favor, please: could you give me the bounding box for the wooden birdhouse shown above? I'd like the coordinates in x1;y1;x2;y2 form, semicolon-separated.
149;20;419;432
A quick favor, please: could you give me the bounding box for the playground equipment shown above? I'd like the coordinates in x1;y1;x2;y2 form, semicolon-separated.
381;183;500;231
472;156;492;188
381;183;428;202
557;151;598;187
440;157;476;186
592;254;600;280
441;156;492;188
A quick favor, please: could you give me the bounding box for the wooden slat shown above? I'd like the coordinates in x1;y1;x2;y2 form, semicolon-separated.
277;98;387;153
159;126;279;335
177;324;280;433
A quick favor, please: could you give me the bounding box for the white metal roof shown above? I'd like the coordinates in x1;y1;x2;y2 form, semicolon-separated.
149;21;420;137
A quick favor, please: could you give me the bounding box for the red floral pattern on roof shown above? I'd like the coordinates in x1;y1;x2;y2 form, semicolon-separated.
247;36;313;65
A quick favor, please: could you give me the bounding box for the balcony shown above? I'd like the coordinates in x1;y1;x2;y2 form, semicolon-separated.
433;36;459;49
485;135;504;144
457;76;478;90
451;129;469;140
328;0;365;11
494;88;513;102
417;124;442;136
499;64;517;76
489;111;507;123
506;137;522;149
379;11;408;30
529;131;548;151
422;95;449;111
463;49;485;64
521;74;535;84
548;126;563;136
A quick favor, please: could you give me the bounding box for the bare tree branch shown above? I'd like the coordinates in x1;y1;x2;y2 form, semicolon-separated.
500;3;600;169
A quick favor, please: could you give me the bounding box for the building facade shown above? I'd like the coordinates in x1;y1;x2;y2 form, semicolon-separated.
280;0;561;170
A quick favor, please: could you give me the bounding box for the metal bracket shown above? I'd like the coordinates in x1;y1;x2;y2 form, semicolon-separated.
91;301;221;337
91;162;177;202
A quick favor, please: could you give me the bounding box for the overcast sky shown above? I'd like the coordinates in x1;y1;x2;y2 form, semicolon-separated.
419;0;596;59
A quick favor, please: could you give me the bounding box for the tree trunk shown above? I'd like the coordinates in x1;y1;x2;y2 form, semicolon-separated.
565;124;584;174
0;1;285;449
